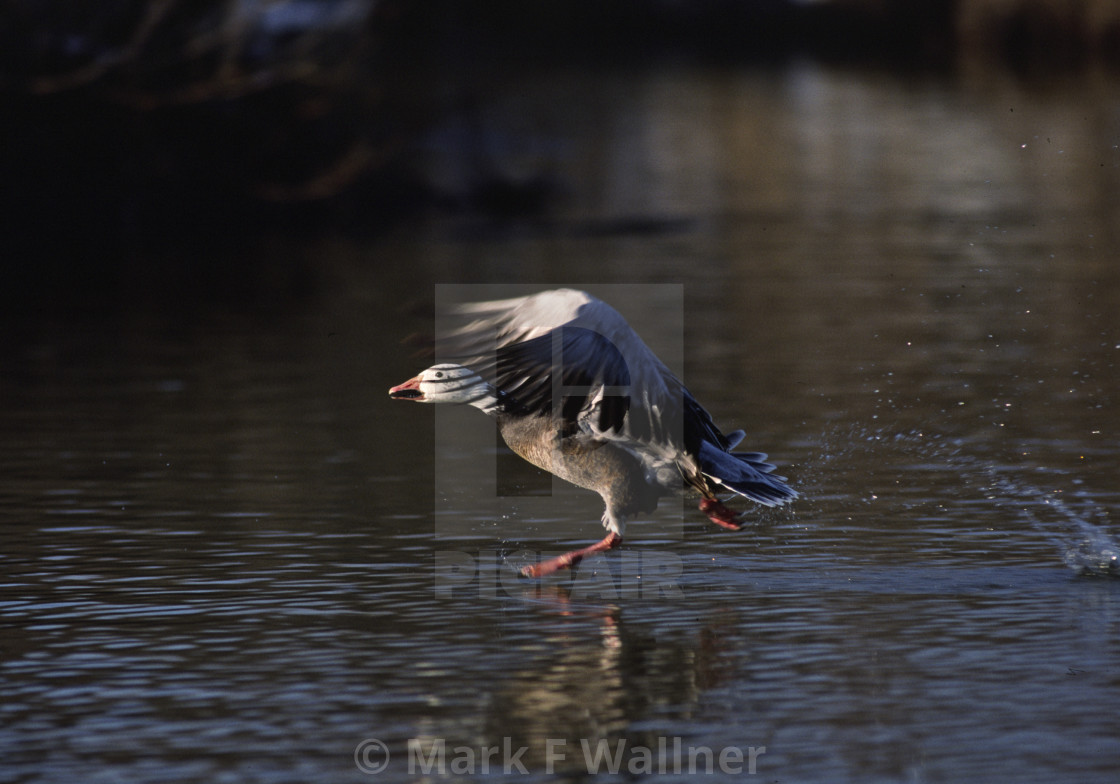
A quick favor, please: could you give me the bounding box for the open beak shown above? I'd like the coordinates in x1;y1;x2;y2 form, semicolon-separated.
388;375;425;401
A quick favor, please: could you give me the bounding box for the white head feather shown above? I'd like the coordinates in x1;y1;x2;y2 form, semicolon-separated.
389;364;500;412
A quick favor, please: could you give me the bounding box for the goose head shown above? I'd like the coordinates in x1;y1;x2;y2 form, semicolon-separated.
389;364;500;411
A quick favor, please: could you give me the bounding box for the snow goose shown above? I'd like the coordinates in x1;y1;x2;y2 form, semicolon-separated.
389;288;796;577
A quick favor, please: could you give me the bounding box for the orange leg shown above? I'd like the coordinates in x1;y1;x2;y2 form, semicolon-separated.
699;498;743;530
520;531;623;578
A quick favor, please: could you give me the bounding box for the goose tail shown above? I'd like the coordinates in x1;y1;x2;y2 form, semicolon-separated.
697;441;798;508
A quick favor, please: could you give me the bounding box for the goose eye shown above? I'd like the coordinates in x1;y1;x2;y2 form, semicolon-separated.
434;371;444;378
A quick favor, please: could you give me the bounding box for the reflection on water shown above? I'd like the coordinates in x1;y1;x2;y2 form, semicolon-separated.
4;61;1120;783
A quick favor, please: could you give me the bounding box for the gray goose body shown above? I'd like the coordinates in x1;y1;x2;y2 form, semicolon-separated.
389;288;796;577
496;411;662;527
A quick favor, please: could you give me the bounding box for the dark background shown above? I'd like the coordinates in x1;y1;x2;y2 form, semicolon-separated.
3;0;1117;313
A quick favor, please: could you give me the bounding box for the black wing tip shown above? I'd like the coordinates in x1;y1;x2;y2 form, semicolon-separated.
706;465;799;508
737;482;799;508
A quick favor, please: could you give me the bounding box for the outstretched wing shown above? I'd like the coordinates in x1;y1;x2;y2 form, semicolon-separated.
488;325;632;435
438;289;733;461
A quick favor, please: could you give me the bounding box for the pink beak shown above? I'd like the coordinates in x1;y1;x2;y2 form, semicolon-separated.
388;374;425;401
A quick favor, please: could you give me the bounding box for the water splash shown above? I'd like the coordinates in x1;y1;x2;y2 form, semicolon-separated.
985;472;1119;580
801;424;1120;578
980;469;1119;578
